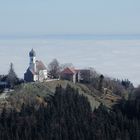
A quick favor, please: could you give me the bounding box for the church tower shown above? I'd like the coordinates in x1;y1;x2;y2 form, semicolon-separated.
24;49;47;82
29;49;36;72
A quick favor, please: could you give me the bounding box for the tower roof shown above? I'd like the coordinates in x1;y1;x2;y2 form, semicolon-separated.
29;49;36;57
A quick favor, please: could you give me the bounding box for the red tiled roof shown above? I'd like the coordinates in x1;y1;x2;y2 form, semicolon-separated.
27;60;47;75
36;60;47;72
75;69;80;72
61;67;76;74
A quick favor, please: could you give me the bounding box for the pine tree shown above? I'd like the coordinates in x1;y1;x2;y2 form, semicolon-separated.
7;63;18;88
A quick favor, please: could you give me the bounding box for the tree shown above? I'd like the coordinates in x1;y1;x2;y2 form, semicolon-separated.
121;79;134;90
48;59;60;79
6;63;18;88
60;63;74;71
98;74;104;92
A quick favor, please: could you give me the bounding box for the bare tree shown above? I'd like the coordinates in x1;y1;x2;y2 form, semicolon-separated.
60;63;74;71
48;59;60;79
89;67;99;78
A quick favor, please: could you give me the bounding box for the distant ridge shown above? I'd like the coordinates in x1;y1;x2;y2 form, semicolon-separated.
0;34;140;40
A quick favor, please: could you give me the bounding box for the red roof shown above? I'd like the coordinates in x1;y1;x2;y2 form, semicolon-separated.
36;60;47;72
61;67;76;74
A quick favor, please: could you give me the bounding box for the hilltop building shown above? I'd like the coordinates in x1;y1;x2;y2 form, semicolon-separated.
24;49;47;82
60;67;91;83
60;67;77;83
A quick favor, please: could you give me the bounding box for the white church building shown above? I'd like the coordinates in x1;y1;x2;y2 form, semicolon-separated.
24;49;48;82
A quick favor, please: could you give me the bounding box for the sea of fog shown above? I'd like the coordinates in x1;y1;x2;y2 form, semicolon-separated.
0;35;140;87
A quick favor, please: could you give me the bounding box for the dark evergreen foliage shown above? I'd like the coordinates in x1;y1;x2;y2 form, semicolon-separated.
0;63;23;90
7;63;18;88
0;85;139;140
121;79;133;90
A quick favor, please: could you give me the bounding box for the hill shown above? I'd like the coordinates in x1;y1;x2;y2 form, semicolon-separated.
0;80;139;140
0;80;122;111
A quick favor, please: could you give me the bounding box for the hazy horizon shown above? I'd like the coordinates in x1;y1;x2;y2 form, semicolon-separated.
1;34;140;40
0;35;140;87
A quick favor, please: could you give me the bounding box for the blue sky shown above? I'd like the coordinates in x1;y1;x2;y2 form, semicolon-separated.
0;0;140;35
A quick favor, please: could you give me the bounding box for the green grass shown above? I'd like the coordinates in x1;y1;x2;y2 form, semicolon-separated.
4;80;100;110
0;80;122;111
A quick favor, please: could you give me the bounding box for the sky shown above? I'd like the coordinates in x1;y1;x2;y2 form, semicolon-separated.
0;0;140;35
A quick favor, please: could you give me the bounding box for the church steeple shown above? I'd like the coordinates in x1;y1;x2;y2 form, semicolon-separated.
29;48;36;57
24;49;48;82
29;49;36;72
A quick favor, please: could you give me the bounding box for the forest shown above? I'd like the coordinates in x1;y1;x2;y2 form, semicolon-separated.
0;85;140;140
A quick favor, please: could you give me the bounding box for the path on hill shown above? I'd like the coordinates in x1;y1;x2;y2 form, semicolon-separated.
0;89;14;100
0;92;8;99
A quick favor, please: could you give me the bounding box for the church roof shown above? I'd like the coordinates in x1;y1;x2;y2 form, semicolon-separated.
36;60;47;73
26;60;46;75
27;68;36;75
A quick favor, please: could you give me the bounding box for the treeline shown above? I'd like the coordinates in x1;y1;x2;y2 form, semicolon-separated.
0;85;140;140
0;63;23;92
89;71;134;97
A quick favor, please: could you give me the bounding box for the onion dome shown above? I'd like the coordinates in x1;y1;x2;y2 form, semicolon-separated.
29;49;36;57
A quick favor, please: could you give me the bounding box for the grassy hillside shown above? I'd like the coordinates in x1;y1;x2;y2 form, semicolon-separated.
0;80;122;111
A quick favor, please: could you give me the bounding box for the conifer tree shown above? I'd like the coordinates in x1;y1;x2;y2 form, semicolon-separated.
7;63;18;88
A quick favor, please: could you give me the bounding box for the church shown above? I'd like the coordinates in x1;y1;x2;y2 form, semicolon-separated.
24;49;48;82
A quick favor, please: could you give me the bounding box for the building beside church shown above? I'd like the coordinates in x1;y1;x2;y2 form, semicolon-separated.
60;67;77;83
24;49;47;82
60;67;91;83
